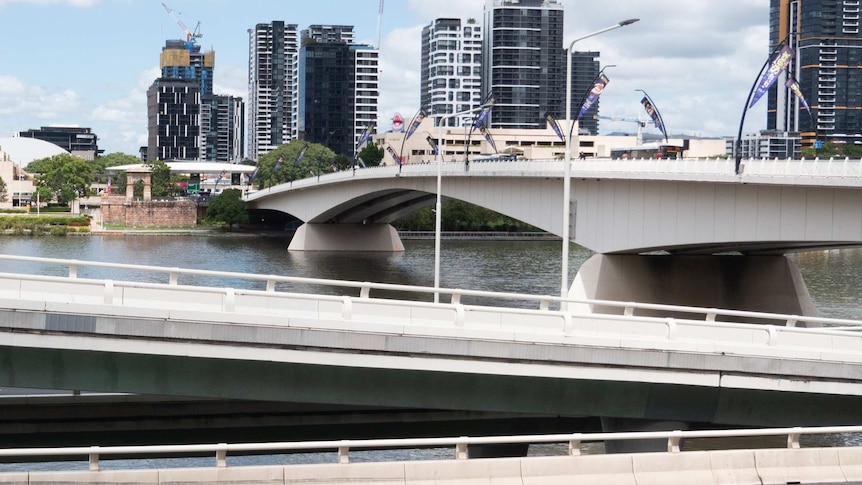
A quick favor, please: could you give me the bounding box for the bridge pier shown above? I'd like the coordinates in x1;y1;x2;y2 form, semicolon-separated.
569;253;818;322
288;223;405;251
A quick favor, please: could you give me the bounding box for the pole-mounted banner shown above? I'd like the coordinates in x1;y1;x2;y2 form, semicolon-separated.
577;73;609;121
545;111;566;142
749;44;793;109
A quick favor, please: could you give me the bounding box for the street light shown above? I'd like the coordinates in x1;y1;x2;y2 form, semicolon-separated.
561;18;639;299
434;106;490;303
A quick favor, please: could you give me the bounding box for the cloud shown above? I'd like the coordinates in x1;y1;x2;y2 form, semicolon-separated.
0;76;84;125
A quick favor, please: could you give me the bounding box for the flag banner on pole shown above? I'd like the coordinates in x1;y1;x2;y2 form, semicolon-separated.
248;166;259;183
294;144;309;166
354;123;375;163
472;92;496;130
749;44;793;109
425;135;438;156
544;111;565;142
577;73;610;121
405;110;426;140
106;176;112;194
385;145;402;165
479;125;497;153
786;77;812;116
640;96;668;141
272;155;285;172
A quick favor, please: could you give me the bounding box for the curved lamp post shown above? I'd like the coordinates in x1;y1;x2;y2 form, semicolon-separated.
561;18;639;299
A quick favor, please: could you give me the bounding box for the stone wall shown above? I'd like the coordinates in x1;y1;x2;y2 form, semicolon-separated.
101;196;197;226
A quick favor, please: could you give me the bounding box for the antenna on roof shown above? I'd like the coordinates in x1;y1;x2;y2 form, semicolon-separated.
377;0;384;49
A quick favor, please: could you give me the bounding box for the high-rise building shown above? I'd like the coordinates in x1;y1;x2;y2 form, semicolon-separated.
420;18;484;127
148;38;244;162
769;0;862;143
297;25;379;159
146;78;200;161
248;22;300;160
482;0;565;129
570;51;601;136
201;96;245;162
16;126;101;160
160;39;214;97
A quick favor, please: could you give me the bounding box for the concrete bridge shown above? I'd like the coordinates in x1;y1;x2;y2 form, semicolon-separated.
245;157;862;318
2;255;862;450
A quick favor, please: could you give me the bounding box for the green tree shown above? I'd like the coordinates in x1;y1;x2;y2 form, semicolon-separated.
358;143;385;167
27;154;94;205
206;188;249;229
0;176;7;203
253;140;339;189
93;152;140;189
148;159;173;198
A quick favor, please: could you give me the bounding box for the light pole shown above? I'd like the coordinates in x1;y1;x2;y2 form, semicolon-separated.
561;18;639;299
434;106;490;303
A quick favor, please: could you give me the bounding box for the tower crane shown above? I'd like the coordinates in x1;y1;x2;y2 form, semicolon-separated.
596;115;646;146
162;3;202;46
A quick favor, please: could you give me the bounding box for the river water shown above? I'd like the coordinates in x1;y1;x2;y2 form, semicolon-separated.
1;234;861;469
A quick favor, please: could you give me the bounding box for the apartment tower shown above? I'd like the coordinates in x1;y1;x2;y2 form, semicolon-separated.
482;0;565;129
420;18;484;127
769;0;862;144
248;22;300;160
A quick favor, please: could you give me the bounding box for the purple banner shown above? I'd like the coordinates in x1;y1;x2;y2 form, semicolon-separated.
385;145;402;165
786;77;812;116
479;125;497;153
749;44;794;109
405;110;426;140
640;96;668;141
576;73;609;121
544;111;565;142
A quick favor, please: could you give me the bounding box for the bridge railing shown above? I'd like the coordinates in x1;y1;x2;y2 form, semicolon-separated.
1;425;861;470
3;254;862;340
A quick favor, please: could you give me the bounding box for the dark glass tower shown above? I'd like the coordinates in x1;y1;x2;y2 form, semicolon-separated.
769;0;862;143
146;78;200;161
482;0;565;129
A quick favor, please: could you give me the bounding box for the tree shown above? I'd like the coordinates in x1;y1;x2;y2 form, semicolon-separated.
206;188;249;229
0;176;6;203
148;159;173;197
253;140;339;189
358;144;385;167
28;154;94;205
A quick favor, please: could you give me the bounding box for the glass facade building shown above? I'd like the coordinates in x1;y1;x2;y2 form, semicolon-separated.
769;0;862;144
482;0;565;129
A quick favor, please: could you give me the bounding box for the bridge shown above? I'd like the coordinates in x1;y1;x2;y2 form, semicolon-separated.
245;156;862;318
1;255;862;451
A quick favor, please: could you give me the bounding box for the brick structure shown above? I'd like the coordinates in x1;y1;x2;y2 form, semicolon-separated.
101;196;197;227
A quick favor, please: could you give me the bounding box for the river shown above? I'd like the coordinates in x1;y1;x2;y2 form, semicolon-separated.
0;234;860;469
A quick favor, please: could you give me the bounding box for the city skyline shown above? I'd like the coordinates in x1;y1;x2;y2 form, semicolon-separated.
1;0;770;156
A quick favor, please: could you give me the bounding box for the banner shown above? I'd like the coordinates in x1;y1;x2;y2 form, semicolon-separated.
576;73;609;121
425;135;438;156
479;125;497;153
385;145;402;165
749;44;794;109
405;110;426;140
544;111;565;142
786;77;812;117
272;155;285;172
294;144;309;165
473;92;496;130
640;96;668;141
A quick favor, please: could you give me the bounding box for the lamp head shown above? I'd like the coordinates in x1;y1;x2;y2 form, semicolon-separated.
619;18;640;26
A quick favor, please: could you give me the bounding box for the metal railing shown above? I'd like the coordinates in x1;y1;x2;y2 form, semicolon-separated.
1;425;861;471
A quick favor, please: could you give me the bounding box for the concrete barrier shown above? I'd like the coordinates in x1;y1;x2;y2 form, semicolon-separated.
520;454;635;485
754;448;845;484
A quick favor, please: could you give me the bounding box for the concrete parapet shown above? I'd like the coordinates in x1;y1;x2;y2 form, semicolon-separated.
0;472;27;485
28;469;159;484
405;457;523;484
159;465;284;484
278;462;405;484
754;448;845;484
520;454;636;485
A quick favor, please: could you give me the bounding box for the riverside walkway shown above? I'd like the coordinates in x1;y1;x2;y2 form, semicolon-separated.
2;426;862;484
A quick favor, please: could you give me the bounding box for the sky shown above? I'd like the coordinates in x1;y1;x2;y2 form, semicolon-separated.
0;0;771;156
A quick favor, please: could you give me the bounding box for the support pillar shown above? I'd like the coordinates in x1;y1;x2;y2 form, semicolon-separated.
569;254;818;323
288;223;405;252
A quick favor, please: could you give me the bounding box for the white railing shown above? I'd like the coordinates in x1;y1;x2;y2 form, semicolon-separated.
1;425;861;471
4;252;862;363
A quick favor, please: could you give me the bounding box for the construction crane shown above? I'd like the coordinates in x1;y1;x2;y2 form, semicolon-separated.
162;3;202;45
596;115;646;146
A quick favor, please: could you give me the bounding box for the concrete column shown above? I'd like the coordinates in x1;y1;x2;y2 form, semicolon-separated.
288;223;405;251
569;254;818;322
601;417;690;453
